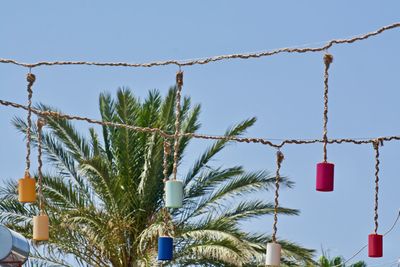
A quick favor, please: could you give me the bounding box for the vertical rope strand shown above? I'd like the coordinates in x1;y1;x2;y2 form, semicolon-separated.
25;73;36;175
162;139;172;236
373;140;381;234
322;54;333;162
272;150;284;243
37;118;46;212
172;71;183;181
163;139;171;183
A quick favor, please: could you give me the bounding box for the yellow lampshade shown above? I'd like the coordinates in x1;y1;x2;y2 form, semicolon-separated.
18;173;36;203
33;214;49;241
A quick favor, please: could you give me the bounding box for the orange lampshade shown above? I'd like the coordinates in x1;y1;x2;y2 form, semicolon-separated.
18;173;36;203
33;214;49;241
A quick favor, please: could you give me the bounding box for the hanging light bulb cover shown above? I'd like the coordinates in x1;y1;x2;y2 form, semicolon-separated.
265;242;281;266
18;173;36;203
368;234;383;257
33;213;49;241
158;236;173;261
316;162;334;192
165;180;183;208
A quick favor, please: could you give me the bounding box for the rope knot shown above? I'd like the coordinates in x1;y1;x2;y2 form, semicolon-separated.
324;53;334;67
373;139;383;150
37;117;47;128
164;140;171;155
176;71;183;87
276;150;284;164
26;73;36;84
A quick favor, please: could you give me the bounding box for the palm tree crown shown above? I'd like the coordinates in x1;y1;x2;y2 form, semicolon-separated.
0;87;314;266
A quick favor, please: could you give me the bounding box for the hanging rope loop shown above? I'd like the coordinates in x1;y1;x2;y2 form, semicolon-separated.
37;117;46;212
372;138;382;234
322;53;333;162
272;149;284;243
172;71;183;181
25;73;36;176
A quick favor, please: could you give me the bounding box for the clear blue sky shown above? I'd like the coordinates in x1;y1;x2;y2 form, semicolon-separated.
1;1;399;265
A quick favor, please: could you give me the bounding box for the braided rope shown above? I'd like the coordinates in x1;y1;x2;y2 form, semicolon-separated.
37;118;46;212
163;140;171;183
25;73;36;175
373;139;382;233
322;54;333;162
272;150;284;243
0;23;398;69
172;71;183;181
2;98;400;148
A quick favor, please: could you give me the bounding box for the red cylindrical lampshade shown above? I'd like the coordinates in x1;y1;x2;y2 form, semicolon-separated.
316;162;334;192
368;234;383;257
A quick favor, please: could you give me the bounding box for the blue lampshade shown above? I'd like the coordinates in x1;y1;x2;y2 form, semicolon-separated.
158;236;173;261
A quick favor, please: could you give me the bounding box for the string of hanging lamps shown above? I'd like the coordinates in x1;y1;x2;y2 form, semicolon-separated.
4;22;399;264
11;59;393;264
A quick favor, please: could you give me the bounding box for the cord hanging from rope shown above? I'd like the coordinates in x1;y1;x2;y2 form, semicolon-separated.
272;150;284;243
368;139;383;258
33;118;49;242
158;139;174;262
322;53;333;163
172;70;183;182
18;72;37;203
373;140;381;234
266;149;285;267
316;54;335;192
162;138;173;231
37;118;46;213
163;140;171;183
25;73;35;174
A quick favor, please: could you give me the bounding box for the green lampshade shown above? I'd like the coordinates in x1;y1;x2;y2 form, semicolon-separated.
165;180;183;208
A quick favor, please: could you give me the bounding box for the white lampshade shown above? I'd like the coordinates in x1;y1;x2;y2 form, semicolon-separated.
266;242;281;266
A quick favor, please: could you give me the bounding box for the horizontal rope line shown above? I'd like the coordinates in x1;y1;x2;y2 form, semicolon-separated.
1;98;400;148
0;22;398;69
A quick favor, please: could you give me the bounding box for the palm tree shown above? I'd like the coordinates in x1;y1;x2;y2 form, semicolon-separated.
318;255;366;267
0;87;314;266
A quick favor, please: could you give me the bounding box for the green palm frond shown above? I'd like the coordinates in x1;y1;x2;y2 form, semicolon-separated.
0;86;314;266
184;117;256;186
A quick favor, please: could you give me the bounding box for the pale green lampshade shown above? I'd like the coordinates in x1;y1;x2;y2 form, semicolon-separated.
165;180;183;208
